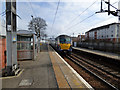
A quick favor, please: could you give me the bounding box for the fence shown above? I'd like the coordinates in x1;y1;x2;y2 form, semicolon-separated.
77;42;120;54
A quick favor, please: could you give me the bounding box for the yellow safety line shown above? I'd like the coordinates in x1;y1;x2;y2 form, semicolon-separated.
48;46;70;88
48;45;93;89
0;69;24;79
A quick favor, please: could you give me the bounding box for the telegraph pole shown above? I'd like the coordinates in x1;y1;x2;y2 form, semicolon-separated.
6;0;18;76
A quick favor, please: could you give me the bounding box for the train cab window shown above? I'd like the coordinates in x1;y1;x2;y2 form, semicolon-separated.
60;37;71;43
60;38;65;43
66;38;71;43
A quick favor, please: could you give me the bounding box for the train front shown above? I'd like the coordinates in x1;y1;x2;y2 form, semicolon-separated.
57;35;72;55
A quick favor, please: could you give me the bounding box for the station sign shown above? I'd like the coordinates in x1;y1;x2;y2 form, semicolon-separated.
7;25;11;31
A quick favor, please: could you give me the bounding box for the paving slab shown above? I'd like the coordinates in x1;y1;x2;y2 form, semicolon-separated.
2;43;58;88
48;45;93;89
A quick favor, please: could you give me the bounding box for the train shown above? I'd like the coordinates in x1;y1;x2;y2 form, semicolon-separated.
50;35;72;55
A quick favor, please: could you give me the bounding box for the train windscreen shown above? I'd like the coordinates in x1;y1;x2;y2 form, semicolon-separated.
60;37;71;43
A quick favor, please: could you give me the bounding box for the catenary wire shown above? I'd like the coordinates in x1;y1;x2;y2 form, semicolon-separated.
65;0;98;27
69;0;119;35
65;13;96;32
51;0;60;32
64;0;119;32
0;10;6;16
28;0;37;17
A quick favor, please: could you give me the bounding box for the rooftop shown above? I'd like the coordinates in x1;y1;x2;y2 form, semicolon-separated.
86;23;120;33
17;30;36;36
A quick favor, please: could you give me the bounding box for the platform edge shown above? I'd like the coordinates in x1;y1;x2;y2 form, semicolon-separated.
55;51;94;90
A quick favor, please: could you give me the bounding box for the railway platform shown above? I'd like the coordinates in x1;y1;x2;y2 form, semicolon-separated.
73;47;120;60
1;43;93;89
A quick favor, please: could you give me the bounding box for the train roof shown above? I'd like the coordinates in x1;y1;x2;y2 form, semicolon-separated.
56;35;70;38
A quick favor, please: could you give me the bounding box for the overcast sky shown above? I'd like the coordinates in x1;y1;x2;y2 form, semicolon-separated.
1;0;120;37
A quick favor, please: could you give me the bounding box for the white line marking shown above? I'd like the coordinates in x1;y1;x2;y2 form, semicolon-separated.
54;51;94;89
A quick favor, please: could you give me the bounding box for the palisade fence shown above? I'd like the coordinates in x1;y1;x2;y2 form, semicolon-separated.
77;42;120;54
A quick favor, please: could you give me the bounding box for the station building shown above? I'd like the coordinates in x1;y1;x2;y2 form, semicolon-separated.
85;23;120;43
78;35;85;42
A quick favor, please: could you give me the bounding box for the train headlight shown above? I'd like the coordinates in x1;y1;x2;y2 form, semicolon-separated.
57;45;61;50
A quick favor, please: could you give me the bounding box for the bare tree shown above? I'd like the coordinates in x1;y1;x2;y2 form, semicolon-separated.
28;17;47;38
28;17;47;52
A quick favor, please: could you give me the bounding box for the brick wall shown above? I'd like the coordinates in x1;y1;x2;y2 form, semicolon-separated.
0;36;6;70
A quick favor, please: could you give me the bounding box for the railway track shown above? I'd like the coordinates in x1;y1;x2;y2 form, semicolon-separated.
50;45;120;89
72;53;120;79
65;53;120;89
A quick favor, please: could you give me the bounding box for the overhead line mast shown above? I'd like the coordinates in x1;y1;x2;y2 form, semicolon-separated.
96;0;120;17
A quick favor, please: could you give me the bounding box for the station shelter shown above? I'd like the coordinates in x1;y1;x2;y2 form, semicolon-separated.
17;30;37;60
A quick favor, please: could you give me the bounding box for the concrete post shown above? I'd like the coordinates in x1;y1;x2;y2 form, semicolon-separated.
6;0;18;75
33;34;35;60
